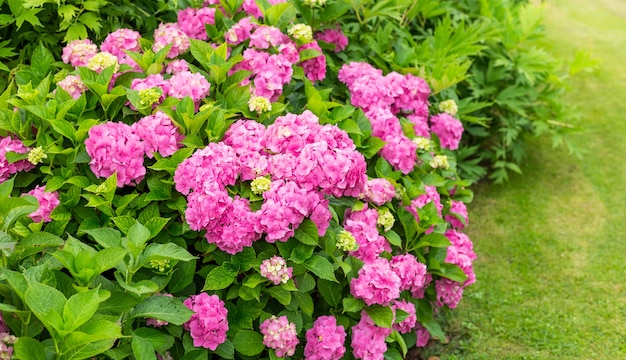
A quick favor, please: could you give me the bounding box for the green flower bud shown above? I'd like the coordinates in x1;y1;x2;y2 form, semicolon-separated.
27;146;47;165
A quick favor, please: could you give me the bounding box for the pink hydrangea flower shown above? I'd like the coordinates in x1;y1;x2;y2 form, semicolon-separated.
304;315;346;360
57;75;87;99
183;293;228;350
1;136;35;182
345;206;390;263
0;331;16;360
435;278;464;308
299;41;326;82
85;122;146;187
360;178;395;206
132;111;184;158
260;315;299;357
62;39;98;67
165;59;189;74
205;196;261;254
225;17;256;45
392;299;417;334
146;294;174;327
177;7;216;40
379;135;417;174
446;200;468;229
100;28;142;66
351;311;392;360
153;23;190;58
444;229;476;286
350;257;401;306
430;113;464;150
415;323;431;347
314;26;348;52
223;119;267;155
168;70;211;102
184;184;232;231
23;185;59;223
174;142;240;195
407;113;430;138
0;313;8;333
260;255;293;285
256;180;325;242
389;254;428;295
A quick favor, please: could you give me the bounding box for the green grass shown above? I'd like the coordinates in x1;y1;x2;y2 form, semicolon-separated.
426;0;626;359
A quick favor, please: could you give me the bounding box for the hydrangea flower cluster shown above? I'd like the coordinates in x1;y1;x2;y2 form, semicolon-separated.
177;6;216;40
359;178;395;206
183;293;229;350
304;316;346;360
153;23;190;59
392;299;417;334
22;185;60;223
0;332;16;360
85;113;183;187
100;28;142;67
1;136;35;183
351;311;392;360
175;111;367;252
446;200;469;229
350;258;401;306
339;62;466;172
406;185;444;223
57;75;87;99
242;0;286;18
260;315;299;357
62;39;98;67
436;229;477;308
260;255;293;285
344;205;390;263
389;254;428;298
314;26;349;52
146;294;174;327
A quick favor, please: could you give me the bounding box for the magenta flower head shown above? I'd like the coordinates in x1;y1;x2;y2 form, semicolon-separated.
62;39;98;67
351;311;392;360
260;315;299;357
84;122;146;187
100;28;142;66
304;315;346;360
183;293;228;350
430;113;464;150
350;257;401;306
260;256;293;285
23;185;59;223
1;136;35;182
131;111;184;159
177;7;216;40
314;26;348;52
153;23;190;58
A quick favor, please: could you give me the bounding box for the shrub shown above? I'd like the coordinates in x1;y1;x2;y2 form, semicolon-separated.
0;1;477;359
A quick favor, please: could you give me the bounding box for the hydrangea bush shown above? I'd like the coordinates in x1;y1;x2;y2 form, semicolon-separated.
0;1;476;359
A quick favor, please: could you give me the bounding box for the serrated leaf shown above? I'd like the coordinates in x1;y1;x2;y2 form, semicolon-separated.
365;304;394;328
202;265;237;291
130;295;193;325
232;330;264;356
294;219;319;245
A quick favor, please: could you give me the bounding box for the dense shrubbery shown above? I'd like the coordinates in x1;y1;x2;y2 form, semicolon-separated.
0;0;582;359
0;1;479;359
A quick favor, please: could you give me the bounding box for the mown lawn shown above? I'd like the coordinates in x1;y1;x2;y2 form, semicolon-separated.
424;0;626;358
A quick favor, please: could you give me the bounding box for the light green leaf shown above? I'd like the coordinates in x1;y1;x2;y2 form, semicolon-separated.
342;297;365;313
12;337;47;360
202;265;237;291
130;295;193;326
365;305;394;328
63;287;101;332
294;219;319;246
232;330;264;356
304;255;338;282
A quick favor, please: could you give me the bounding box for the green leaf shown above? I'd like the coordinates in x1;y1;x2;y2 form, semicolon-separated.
24;281;66;333
142;243;196;263
84;227;122;248
0;196;39;232
63;287;101;332
265;2;296;28
60;320;123;360
342;297;365;313
317;278;342;307
383;230;402;247
202;265;237;291
12;337;47;360
264;286;291;306
132;332;157;360
232;330;264;356
127;221;151;251
365;304;394;328
130;295;194;326
416;233;451;248
214;339;235;359
304;255;338;282
144;217;170;239
133;327;174;353
93;247;128;273
0;176;14;197
294;219;319;245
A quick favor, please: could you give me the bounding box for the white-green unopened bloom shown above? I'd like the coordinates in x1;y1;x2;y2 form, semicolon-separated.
248;96;272;113
438;99;458;116
139;88;161;107
288;24;313;42
251;177;272;195
303;0;327;6
377;208;395;232
337;230;358;251
87;52;119;73
430;155;450;169
149;259;171;272
412;136;431;151
27;146;47;165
